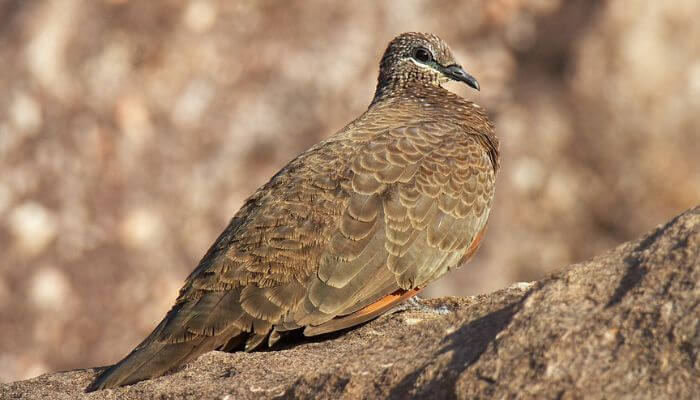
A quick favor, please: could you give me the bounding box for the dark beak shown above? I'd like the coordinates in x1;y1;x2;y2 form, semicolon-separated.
441;64;480;91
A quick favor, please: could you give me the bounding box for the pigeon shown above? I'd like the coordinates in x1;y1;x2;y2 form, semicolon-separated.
88;31;499;391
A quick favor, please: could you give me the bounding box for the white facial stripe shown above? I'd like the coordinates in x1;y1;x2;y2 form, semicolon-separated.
408;58;436;70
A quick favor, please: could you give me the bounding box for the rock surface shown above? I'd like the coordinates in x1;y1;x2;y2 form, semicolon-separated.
2;206;698;399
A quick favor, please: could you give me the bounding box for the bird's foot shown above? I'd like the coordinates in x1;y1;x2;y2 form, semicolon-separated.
388;296;451;316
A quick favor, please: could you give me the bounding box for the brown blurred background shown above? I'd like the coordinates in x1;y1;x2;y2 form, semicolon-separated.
0;0;698;383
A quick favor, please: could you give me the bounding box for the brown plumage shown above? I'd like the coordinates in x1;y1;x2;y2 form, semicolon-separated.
87;32;499;391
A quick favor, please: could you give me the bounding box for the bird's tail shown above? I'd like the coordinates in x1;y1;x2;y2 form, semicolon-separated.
87;334;210;391
86;300;246;392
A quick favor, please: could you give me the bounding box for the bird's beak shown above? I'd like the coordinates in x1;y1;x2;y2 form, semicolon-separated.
441;64;480;91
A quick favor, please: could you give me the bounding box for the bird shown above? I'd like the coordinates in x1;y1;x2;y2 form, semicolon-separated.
87;32;499;391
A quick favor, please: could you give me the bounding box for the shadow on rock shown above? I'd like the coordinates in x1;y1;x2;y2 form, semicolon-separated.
389;296;527;399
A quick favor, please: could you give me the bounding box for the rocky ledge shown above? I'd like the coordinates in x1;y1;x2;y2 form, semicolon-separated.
2;206;698;400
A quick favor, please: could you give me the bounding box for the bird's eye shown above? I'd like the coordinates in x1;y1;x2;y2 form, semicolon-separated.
413;47;433;63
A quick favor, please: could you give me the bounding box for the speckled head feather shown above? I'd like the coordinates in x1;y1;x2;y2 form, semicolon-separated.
374;32;479;102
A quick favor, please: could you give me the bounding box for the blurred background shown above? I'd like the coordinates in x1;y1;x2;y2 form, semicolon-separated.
0;0;698;383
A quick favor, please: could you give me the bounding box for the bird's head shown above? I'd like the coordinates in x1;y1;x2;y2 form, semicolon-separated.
375;32;479;99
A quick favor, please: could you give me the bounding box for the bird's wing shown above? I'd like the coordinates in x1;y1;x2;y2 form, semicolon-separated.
285;122;497;335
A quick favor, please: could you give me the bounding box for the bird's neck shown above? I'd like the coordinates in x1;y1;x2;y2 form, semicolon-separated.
368;81;500;173
371;73;444;106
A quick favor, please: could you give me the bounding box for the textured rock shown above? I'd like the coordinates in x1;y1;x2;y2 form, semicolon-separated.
3;206;697;399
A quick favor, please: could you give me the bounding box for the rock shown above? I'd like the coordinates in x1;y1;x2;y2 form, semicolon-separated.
2;208;697;399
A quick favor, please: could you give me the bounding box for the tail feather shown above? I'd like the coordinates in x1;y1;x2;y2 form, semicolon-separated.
87;336;212;391
86;304;246;392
